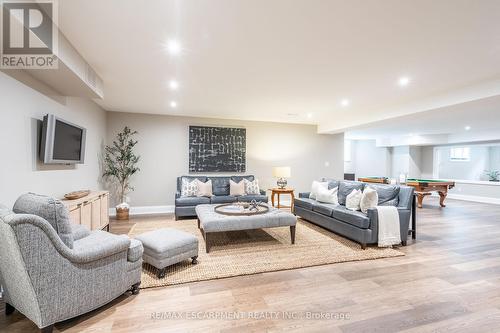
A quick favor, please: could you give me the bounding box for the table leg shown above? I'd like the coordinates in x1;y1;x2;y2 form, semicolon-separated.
290;192;295;212
411;194;416;240
277;193;281;209
416;193;424;208
438;191;447;207
205;232;211;253
271;192;275;207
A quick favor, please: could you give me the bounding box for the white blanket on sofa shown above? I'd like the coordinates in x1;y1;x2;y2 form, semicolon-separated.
377;206;401;247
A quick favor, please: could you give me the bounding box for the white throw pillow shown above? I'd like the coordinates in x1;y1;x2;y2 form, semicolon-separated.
244;179;260;195
345;189;362;211
229;179;245;196
309;181;329;200
196;179;213;197
181;178;199;197
360;186;378;214
316;186;339;205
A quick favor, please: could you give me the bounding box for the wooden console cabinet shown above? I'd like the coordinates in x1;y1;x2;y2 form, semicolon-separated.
62;191;110;231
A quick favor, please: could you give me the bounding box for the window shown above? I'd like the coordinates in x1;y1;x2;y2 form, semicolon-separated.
344;140;352;162
450;147;470;161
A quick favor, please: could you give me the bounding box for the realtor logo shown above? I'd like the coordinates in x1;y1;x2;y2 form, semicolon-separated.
1;0;58;69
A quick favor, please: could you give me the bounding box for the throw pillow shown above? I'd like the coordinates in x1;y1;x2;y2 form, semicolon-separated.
229;179;245;196
360;186;379;214
345;189;362;211
13;193;74;249
181;178;199;197
244;179;260;195
196;179;213;197
316;186;339;205
309;181;329;200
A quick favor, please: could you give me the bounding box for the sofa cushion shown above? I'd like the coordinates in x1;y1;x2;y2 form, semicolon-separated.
210;195;237;204
316;186;339;205
13;193;74;248
243;179;260;195
369;184;400;206
322;178;340;190
331;206;370;229
128;238;144;262
209;177;231;196
175;196;211;207
231;175;254;183
177;176;207;193
71;223;91;240
229;179;246;196
197;179;213;197
338;181;365;206
346;189;362;211
360;187;378;214
238;194;268;203
312;203;338;217
294;197;317;210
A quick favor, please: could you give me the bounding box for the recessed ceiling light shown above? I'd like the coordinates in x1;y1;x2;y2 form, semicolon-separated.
341;99;350;107
169;80;179;90
307;113;313;119
465;126;471;131
170;101;177;108
165;39;181;55
398;77;410;87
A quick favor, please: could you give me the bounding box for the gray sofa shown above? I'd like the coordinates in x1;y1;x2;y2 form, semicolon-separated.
0;193;143;333
175;175;268;219
294;179;414;249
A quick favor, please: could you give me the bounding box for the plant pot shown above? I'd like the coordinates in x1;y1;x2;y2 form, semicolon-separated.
116;206;130;220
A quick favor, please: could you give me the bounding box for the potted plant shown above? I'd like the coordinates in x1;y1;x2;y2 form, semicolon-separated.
485;170;500;182
103;127;140;220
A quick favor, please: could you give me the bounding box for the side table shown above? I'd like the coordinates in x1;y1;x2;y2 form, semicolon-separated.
270;188;295;211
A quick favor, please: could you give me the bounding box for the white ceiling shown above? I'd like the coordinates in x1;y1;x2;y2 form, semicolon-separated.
57;0;500;135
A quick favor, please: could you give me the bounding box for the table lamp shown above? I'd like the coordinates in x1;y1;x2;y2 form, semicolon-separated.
273;166;291;189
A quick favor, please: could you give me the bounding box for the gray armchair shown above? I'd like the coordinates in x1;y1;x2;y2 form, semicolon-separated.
0;194;143;333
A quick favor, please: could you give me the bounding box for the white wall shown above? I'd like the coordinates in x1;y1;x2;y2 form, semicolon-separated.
420;146;434;178
107;112;344;207
390;146;410;178
0;72;107;207
409;146;422;178
348;140;391;178
436;146;490;181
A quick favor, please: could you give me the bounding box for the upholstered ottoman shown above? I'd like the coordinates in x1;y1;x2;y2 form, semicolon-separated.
135;228;199;278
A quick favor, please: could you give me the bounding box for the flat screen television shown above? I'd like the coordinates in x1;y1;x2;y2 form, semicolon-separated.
40;114;87;164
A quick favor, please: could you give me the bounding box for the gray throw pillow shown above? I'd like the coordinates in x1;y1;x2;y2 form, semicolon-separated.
13;193;74;249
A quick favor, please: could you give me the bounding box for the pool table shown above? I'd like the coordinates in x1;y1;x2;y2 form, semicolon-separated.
358;177;390;184
405;179;455;208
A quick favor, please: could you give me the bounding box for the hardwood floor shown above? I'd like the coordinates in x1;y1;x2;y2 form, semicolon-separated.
2;199;500;332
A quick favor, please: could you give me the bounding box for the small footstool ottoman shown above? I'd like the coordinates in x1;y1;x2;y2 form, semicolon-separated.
135;228;199;278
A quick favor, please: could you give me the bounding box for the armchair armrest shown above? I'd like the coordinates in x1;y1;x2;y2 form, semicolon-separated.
260;189;267;195
299;192;311;198
175;191;181;199
71;231;130;263
7;215;131;264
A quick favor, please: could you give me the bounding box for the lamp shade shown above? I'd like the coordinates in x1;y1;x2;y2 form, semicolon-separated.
273;166;291;178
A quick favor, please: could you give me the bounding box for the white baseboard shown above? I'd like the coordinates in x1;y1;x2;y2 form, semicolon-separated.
431;193;500;205
108;205;174;217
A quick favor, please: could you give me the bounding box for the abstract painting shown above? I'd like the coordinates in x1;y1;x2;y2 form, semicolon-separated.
189;126;246;172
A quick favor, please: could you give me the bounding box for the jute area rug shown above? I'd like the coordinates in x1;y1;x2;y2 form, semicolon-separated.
128;218;404;289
